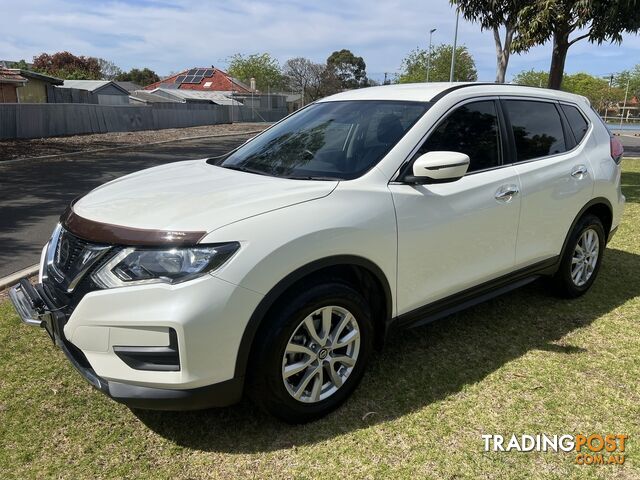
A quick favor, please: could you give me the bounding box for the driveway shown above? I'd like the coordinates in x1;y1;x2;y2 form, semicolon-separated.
0;135;251;278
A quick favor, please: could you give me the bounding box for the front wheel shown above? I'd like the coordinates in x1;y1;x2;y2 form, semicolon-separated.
550;214;606;298
248;281;374;423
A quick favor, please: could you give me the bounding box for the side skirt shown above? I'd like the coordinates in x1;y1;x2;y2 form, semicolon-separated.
389;257;559;332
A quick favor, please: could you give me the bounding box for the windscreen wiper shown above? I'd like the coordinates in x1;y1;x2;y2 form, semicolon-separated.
285;175;340;181
220;164;271;176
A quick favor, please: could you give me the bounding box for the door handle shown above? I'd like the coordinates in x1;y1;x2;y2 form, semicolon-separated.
495;184;520;203
571;165;588;179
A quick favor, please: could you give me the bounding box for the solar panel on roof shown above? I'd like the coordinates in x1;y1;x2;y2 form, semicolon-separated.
175;75;186;84
188;68;198;75
204;69;214;77
183;75;196;83
196;69;206;76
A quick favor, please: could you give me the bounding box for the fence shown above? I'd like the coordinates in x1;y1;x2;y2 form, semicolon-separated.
231;105;289;123
46;85;99;104
0;103;287;140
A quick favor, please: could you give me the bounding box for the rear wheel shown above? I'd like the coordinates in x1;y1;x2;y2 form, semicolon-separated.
551;214;605;298
249;281;373;423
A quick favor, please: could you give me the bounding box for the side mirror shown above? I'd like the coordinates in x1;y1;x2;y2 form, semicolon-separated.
405;151;470;184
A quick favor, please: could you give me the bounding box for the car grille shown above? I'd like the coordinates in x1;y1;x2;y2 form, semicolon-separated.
53;230;93;276
46;226;113;298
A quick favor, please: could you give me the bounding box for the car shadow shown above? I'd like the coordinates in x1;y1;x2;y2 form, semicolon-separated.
134;245;640;453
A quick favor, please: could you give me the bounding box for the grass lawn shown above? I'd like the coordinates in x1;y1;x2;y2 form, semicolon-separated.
1;161;639;479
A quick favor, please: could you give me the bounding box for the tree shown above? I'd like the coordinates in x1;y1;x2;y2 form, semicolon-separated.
283;57;341;103
397;44;477;83
512;69;549;87
562;72;624;111
227;53;284;91
116;68;160;86
451;0;527;83
32;51;102;80
11;59;31;70
513;69;624;113
512;1;640;90
613;64;640;99
326;49;367;89
97;58;122;80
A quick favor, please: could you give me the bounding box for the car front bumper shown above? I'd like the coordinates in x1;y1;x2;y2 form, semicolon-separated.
9;278;249;410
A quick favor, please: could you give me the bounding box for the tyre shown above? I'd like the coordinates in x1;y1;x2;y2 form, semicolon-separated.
551;214;606;298
248;281;374;423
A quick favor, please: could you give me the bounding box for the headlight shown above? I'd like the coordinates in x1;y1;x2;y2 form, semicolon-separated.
92;243;239;288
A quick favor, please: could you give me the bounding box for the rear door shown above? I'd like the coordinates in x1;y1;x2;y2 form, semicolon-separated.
390;99;522;314
501;98;594;267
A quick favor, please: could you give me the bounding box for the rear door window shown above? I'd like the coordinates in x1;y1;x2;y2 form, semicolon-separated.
504;100;567;162
560;104;589;144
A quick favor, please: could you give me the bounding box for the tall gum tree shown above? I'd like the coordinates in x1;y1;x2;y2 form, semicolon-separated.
512;0;640;89
451;0;527;83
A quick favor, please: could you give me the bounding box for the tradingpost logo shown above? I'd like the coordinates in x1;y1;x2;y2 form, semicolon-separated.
482;434;628;465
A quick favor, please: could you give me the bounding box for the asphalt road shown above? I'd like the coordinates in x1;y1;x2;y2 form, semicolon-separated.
618;132;640;156
1;132;639;279
0;135;251;278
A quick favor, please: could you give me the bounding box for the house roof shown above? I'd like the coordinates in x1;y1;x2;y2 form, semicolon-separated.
62;80;130;95
145;67;253;94
0;68;27;84
129;90;181;104
14;69;63;85
115;81;142;93
150;88;242;106
1;60;34;69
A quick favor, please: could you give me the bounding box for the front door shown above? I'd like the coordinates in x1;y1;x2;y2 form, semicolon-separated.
389;99;521;315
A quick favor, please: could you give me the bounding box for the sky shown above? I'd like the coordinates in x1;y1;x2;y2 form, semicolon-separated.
2;0;639;83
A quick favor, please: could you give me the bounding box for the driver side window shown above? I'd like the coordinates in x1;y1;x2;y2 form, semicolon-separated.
417;100;502;173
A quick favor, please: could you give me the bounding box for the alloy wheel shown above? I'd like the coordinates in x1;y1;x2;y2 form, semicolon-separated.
571;228;600;287
282;305;361;403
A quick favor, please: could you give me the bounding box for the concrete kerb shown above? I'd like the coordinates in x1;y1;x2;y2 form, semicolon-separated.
0;264;39;291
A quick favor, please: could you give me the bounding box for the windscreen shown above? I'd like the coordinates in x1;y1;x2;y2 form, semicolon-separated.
216;100;430;180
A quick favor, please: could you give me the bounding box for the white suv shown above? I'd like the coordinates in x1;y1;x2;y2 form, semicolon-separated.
10;82;625;423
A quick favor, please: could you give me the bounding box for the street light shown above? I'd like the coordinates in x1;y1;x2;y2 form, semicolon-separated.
449;9;459;82
426;28;436;82
601;74;613;122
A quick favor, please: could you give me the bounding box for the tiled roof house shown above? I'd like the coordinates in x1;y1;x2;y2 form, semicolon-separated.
145;67;253;94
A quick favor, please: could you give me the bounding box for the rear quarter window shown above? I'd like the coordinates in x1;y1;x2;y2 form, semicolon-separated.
560;104;590;144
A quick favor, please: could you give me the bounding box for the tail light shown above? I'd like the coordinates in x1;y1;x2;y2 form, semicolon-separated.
610;135;624;164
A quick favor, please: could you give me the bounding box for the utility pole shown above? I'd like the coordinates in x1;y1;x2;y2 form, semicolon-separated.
620;77;630;129
603;74;613;122
250;77;256;121
427;28;436;82
449;10;459;82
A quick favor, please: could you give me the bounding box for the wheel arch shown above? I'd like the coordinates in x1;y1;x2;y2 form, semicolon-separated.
559;197;613;262
233;255;393;381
